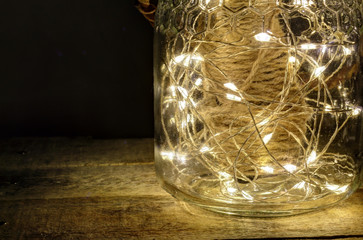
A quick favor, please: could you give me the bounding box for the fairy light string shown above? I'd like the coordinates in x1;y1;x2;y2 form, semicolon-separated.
156;0;362;202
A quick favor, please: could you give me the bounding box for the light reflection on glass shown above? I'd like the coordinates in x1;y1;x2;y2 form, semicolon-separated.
325;184;349;193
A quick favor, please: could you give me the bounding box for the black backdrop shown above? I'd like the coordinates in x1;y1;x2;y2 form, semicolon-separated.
0;1;154;138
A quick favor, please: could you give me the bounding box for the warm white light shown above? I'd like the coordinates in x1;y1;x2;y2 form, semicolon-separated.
178;154;187;164
261;166;274;173
259;119;269;126
222;180;238;194
191;55;204;62
187;114;193;123
321;45;327;53
293;0;314;6
224;82;238;91
178;101;186;110
352;106;362;116
314;66;326;77
301;43;317;50
307;150;317;164
227;187;237;193
342;88;348;97
288;56;297;63
161;151;174;160
174;55;185;63
177;86;188;98
174;54;204;67
195;78;203;86
293;181;306;189
226;93;242;102
169;86;177;97
263;133;273;144
161;151;187;163
254;32;271;42
324;104;333;112
284;164;297;173
190;99;197;107
219;171;232;180
343;47;352;55
200;146;210;152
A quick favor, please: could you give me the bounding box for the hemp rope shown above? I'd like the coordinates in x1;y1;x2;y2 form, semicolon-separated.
153;0;358;200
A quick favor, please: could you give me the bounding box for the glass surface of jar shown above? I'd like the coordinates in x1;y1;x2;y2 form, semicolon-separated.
154;0;363;216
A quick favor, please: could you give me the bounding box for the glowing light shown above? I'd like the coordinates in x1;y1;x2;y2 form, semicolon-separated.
343;47;352;55
262;133;273;144
293;0;314;6
261;166;274;173
178;154;187;164
227;187;237;193
325;184;349;193
293;181;306;189
169;86;177;97
352;106;362;116
226;93;242;102
307;150;317;164
174;55;185;63
284;164;297;173
259;119;269;126
178;101;186;110
342;88;348;97
161;151;174;160
187;114;193;123
219;171;232;180
324;104;333;112
254;32;271;42
177;86;188;98
288;56;297;63
222;180;238;194
161;151;187;164
224;82;238;91
321;45;327;53
195;78;203;86
200;146;210;153
301;43;317;50
174;53;204;67
314;66;326;77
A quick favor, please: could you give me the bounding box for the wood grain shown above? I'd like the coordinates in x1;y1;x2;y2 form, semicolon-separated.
0;138;362;239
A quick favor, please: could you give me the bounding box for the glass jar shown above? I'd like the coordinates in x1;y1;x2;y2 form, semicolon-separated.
154;0;363;216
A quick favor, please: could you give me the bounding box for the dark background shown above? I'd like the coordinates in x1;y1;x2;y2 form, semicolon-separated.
0;1;154;138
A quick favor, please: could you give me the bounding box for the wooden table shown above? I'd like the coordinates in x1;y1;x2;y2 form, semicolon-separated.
0;138;362;239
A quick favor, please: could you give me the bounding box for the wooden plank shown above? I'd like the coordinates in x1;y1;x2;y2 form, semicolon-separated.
0;164;161;201
0;138;362;239
0;190;362;240
0;137;154;170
